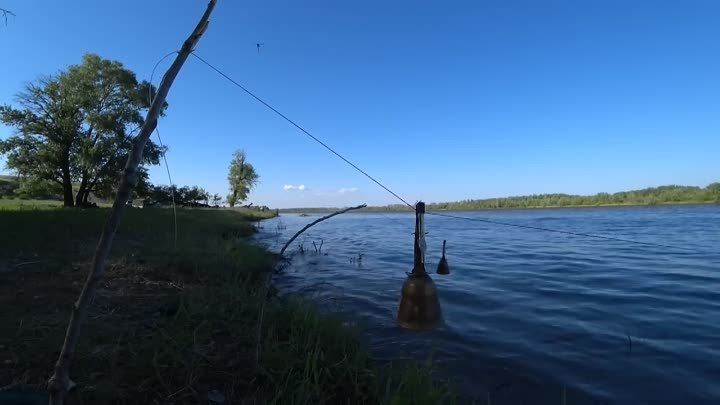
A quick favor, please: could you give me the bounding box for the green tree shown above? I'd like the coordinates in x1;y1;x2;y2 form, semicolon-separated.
227;150;259;207
226;193;238;208
140;184;215;207
707;182;720;202
0;53;165;207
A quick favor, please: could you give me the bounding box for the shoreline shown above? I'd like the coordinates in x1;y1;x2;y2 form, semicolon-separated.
280;201;719;214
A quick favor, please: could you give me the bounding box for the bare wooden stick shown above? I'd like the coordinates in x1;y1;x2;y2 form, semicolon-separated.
47;2;217;404
279;204;367;255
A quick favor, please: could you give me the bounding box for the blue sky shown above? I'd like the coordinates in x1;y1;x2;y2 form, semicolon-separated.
1;0;718;208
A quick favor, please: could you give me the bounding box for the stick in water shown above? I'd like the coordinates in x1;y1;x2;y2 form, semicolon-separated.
279;204;367;255
255;203;366;372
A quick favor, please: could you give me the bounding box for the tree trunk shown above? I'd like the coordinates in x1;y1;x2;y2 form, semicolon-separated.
85;176;101;205
61;167;74;208
47;2;216;404
75;177;87;207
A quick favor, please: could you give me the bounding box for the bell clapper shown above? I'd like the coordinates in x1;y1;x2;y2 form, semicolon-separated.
437;239;450;275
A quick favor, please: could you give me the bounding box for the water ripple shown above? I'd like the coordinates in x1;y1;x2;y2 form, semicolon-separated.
259;205;720;404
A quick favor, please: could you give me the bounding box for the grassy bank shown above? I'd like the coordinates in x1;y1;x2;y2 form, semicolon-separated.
0;198;65;210
0;203;455;404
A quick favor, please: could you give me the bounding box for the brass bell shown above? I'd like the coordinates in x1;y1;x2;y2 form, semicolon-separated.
397;272;442;330
436;240;449;275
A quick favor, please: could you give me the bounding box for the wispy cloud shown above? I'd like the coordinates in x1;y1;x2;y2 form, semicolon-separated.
338;187;358;194
283;184;307;191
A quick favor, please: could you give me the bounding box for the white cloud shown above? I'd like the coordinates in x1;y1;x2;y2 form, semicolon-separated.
338;187;358;194
283;184;307;191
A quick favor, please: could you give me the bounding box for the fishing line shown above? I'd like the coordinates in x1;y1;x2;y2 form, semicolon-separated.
149;51;179;248
186;52;708;255
189;51;415;210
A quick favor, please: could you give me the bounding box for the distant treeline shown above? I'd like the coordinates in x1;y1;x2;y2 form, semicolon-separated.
280;183;720;213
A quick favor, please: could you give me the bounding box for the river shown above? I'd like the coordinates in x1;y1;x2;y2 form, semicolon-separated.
256;205;720;404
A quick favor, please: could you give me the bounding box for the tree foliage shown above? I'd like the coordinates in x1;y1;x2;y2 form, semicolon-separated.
426;183;720;210
141;185;215;208
0;53;165;207
227;150;259;207
0;176;19;198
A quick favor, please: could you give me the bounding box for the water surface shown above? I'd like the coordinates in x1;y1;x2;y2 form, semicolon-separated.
257;205;720;404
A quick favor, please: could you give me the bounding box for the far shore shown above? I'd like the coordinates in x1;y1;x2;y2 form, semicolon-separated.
279;201;719;214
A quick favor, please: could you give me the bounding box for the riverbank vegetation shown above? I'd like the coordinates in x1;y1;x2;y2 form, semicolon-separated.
1;175;270;210
0;206;455;404
429;183;720;210
280;183;720;213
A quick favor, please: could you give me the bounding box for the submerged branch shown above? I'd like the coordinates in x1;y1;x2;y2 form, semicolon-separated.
279;204;367;256
255;203;366;373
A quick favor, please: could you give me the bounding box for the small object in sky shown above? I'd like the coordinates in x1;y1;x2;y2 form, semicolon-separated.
256;43;264;54
0;7;16;26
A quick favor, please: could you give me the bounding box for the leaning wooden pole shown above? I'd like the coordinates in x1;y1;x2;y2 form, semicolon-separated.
47;2;217;404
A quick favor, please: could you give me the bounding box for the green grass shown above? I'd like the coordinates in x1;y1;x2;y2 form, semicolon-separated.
0;205;455;404
0;198;65;210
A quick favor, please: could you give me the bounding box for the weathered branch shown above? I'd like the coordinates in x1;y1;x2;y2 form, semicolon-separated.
279;204;367;255
47;2;217;404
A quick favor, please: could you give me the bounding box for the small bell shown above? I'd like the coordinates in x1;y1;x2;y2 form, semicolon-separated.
436;240;449;275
